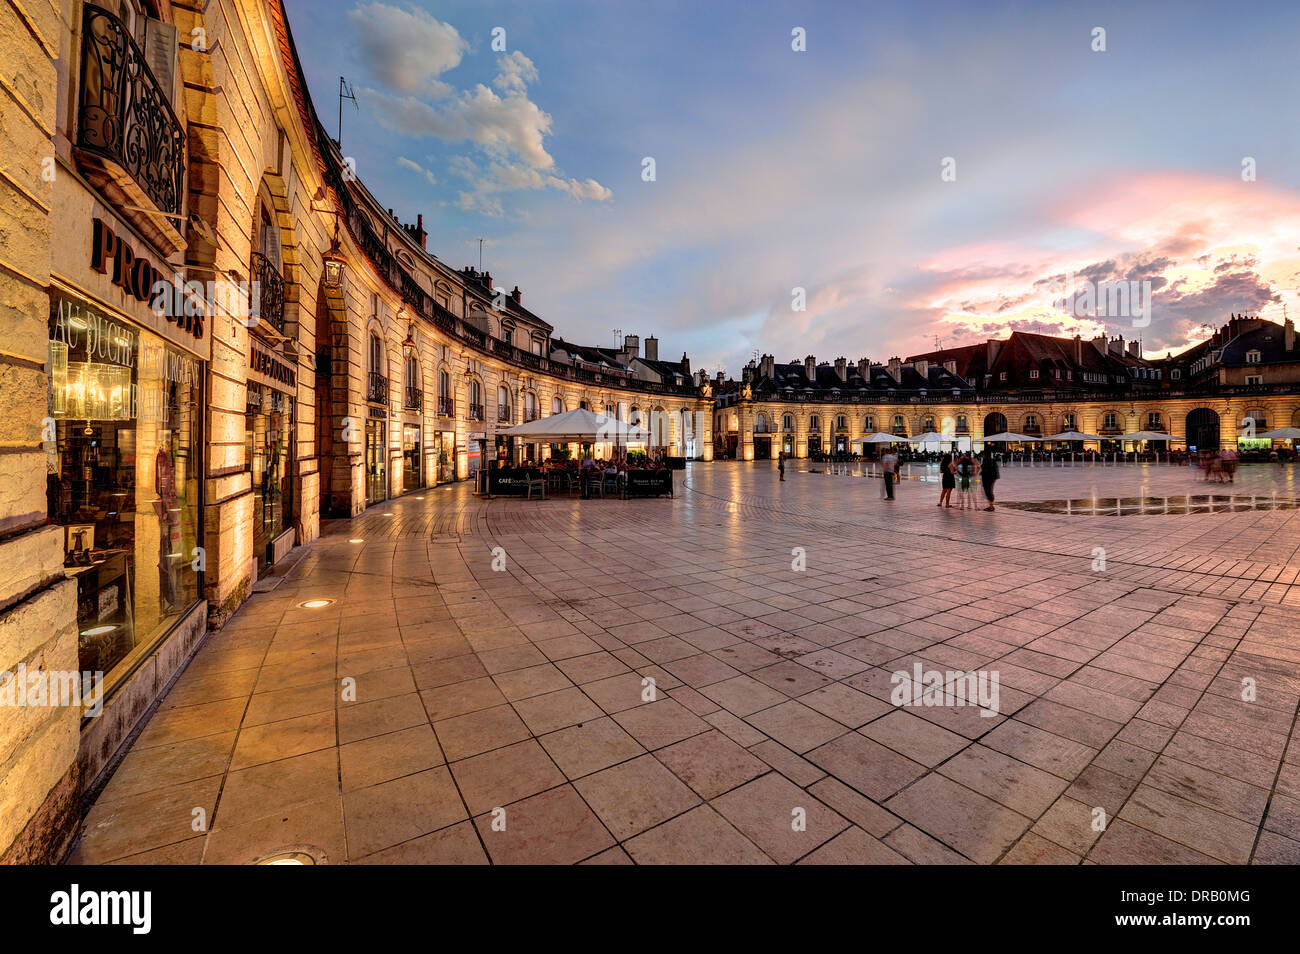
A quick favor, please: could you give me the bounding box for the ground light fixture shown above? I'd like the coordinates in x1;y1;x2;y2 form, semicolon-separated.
348;538;364;543
254;850;320;865
298;599;334;609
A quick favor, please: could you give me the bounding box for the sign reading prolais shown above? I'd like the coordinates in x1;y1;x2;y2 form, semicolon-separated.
90;218;205;341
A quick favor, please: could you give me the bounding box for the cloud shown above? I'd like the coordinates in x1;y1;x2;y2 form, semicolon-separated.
494;51;538;94
348;3;467;96
355;21;610;217
396;156;437;186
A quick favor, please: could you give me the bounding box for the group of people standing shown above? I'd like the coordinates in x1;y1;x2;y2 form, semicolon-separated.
776;447;1001;512
936;449;1000;510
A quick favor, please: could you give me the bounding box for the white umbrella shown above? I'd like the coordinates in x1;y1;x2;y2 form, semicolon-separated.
499;407;649;443
1256;426;1300;440
1118;430;1178;442
1043;430;1103;441
854;431;907;445
982;431;1041;442
909;431;954;443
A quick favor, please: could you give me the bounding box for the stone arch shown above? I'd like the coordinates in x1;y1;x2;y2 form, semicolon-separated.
252;170;301;336
983;411;1007;436
1186;407;1221;450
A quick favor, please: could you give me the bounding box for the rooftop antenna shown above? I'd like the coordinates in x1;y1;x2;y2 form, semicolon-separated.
478;237;485;271
337;77;357;147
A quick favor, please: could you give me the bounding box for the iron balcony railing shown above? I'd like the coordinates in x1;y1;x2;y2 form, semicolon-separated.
497;404;511;423
437;396;454;417
250;253;285;334
469;402;484;421
405;387;423;411
77;5;185;216
525;409;539;422
367;372;388;405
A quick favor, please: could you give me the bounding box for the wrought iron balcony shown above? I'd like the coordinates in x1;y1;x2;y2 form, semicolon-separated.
469;403;484;421
367;372;388;405
405;387;423;411
437;396;454;417
250;253;285;334
525;409;539;422
76;5;185;218
497;404;511;423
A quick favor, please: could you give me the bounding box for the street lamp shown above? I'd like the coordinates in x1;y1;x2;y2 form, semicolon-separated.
322;225;346;288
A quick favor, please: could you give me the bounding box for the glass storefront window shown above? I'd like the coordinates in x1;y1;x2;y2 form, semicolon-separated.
47;294;203;686
402;423;422;492
245;384;293;572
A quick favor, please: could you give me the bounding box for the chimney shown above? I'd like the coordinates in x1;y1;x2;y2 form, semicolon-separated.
887;356;901;380
1127;339;1141;358
623;334;640;358
914;358;929;379
1074;334;1082;365
715;369;725;385
482;270;492;291
401;213;428;250
681;352;691;375
760;354;773;379
1091;333;1108;356
834;356;847;381
986;338;1001;366
644;336;658;361
510;285;521;304
804;355;816;381
1286;316;1295;352
742;362;755;384
857;358;870;379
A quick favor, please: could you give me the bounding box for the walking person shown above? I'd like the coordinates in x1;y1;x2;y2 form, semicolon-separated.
778;450;786;482
980;449;1000;511
881;447;897;500
956;450;975;509
938;451;955;508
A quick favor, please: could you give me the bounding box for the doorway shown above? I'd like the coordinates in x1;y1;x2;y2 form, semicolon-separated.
366;419;386;504
402;423;422;492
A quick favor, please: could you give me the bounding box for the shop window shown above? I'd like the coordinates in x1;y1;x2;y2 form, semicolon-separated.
48;293;203;688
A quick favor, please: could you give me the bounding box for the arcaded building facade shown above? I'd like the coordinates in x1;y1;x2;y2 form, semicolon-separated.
0;0;707;863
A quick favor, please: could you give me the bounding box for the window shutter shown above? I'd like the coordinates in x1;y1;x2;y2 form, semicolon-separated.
144;19;180;108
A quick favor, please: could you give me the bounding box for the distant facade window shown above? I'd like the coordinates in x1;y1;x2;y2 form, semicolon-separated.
999;372;1007;382
1171;369;1181;380
1029;369;1039;379
1147;412;1162;430
1246;374;1263;385
1246;350;1262;364
956;415;968;433
1103;412;1118;430
809;415;820;431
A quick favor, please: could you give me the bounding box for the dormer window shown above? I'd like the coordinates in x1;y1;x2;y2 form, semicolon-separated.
1246;350;1261;364
1029;369;1039;379
999;372;1007;382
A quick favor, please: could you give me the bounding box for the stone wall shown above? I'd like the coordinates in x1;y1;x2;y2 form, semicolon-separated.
0;0;77;863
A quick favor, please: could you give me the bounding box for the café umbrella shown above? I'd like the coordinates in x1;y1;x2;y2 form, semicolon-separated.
498;407;650;446
1043;430;1103;442
1118;430;1178;444
1256;426;1300;441
981;432;1041;443
854;432;908;445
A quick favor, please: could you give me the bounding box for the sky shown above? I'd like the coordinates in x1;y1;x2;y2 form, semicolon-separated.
284;0;1300;378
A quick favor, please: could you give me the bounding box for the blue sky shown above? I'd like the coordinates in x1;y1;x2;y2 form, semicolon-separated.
284;0;1300;376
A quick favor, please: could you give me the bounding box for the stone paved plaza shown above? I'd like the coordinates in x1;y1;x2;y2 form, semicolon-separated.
70;461;1300;865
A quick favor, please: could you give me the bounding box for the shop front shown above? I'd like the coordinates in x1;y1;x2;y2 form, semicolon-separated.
402;423;423;492
47;289;205;694
366;414;386;504
433;430;456;484
246;340;296;574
